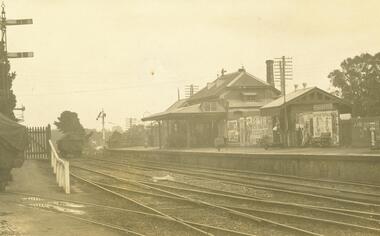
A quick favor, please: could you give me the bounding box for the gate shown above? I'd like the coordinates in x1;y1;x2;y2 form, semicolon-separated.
25;125;51;160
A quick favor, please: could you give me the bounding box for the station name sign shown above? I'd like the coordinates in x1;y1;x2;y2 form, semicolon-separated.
313;103;333;111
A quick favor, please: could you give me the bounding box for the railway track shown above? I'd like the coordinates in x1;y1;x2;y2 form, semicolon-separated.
80;158;380;213
71;165;321;236
11;187;246;235
104;158;380;200
114;157;380;191
71;159;380;235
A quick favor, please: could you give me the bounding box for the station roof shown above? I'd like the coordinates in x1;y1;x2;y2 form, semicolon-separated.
260;87;352;115
261;87;315;109
141;102;226;121
188;69;280;103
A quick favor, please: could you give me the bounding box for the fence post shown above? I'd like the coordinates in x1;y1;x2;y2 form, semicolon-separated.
64;160;70;194
50;149;54;168
46;124;52;159
56;164;59;184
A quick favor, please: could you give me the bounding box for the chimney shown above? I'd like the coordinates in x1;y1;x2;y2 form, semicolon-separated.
238;65;246;72
265;60;275;87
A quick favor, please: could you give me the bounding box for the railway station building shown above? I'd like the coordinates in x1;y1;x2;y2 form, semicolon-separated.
142;63;352;148
260;87;351;147
142;63;281;148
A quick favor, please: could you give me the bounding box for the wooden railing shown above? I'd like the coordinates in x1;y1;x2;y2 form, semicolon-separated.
49;140;70;194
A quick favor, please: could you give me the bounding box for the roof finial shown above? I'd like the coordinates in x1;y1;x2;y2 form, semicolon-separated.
221;68;226;76
294;84;298;91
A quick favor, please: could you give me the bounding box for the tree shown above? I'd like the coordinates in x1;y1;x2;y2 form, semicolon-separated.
54;111;85;135
54;111;87;158
328;52;380;117
124;125;146;147
108;131;124;148
0;61;17;120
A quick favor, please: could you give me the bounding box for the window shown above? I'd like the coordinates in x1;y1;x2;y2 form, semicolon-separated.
246;95;255;101
241;92;257;102
203;102;217;112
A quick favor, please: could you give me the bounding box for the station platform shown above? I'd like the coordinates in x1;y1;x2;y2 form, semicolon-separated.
107;146;380;185
113;146;380;157
0;160;121;236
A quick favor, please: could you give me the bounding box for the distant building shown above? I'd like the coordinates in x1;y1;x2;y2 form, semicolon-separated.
111;125;123;133
125;117;142;130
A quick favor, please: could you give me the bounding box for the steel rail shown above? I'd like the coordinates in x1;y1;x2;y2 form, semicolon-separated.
71;173;214;236
74;160;380;221
124;159;380;199
124;163;380;207
71;164;325;236
11;191;251;236
78;160;380;208
94;181;380;233
93;158;380;200
120;158;380;190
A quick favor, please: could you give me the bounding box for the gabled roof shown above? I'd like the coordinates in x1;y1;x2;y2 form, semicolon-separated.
165;98;188;112
188;71;241;102
142;102;226;121
261;87;314;109
227;72;274;88
261;87;351;110
188;69;280;102
141;99;189;121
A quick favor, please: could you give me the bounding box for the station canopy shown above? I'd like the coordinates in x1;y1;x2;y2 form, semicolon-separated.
142;99;226;121
0;112;28;151
260;87;352;116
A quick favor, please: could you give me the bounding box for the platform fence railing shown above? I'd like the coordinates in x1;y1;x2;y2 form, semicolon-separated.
49;140;70;194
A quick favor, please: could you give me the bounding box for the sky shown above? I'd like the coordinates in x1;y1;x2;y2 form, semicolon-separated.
4;0;380;130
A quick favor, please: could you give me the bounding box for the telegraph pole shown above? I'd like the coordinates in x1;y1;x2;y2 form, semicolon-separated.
0;2;33;119
185;84;199;98
96;109;107;146
274;56;293;146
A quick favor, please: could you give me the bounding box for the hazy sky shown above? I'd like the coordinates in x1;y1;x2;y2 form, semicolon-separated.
5;0;380;130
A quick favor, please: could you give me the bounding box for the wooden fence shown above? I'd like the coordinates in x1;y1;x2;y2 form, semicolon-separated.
49;140;70;194
25;125;51;160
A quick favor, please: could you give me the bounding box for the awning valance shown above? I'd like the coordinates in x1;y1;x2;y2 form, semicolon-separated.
241;92;257;96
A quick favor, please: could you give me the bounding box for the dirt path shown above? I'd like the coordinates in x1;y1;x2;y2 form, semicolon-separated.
0;160;123;236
